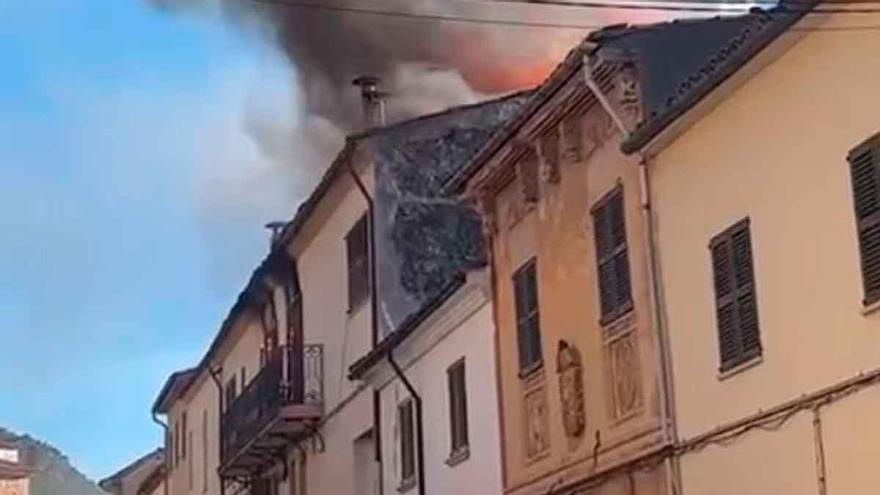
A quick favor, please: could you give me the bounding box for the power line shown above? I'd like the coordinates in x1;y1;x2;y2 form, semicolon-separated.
243;0;602;29
240;0;880;32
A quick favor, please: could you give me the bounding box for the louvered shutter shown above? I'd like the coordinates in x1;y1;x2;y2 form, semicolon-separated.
848;141;880;304
710;219;761;371
593;186;633;324
346;215;369;310
514;259;542;372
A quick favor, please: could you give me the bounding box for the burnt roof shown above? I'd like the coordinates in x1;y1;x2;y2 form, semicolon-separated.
156;92;531;408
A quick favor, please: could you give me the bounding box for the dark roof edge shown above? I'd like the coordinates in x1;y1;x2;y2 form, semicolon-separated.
99;447;164;488
349;89;535;141
151;367;197;415
348;273;467;380
621;4;814;154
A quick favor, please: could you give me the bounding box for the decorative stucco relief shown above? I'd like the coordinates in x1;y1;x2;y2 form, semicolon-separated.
523;384;551;461
515;144;540;204
556;340;586;438
606;328;644;420
617;65;642;131
537;128;561;184
560;113;583;163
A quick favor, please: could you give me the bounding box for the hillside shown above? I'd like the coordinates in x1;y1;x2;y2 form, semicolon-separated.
0;427;105;495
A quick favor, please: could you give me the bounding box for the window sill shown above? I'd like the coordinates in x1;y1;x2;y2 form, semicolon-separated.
518;360;544;381
718;355;763;381
445;446;470;467
862;298;880;316
397;476;417;493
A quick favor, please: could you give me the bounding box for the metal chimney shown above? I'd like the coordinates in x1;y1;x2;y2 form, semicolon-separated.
352;75;387;129
265;221;286;247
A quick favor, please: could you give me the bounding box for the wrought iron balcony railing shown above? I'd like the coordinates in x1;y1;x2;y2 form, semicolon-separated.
220;343;323;474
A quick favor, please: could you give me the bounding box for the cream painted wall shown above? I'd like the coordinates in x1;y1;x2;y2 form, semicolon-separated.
290;151;376;495
377;299;503;495
650;12;880;495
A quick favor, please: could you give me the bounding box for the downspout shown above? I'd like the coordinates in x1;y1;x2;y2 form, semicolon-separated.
345;157;386;495
387;349;426;495
151;412;170;495
209;366;226;495
583;58;681;494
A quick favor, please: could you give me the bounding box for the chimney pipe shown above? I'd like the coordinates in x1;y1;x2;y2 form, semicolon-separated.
265;221;286;247
352;75;387;129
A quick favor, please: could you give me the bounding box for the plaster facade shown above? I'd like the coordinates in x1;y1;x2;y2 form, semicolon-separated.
647;12;880;495
466;58;670;495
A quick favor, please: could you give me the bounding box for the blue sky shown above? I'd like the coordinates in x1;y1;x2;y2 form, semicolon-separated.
0;0;328;480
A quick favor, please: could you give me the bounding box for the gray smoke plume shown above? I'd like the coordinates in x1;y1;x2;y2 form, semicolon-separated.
149;0;599;131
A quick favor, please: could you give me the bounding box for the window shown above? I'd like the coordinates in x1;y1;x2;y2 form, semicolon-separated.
224;377;237;413
592;186;633;324
710;218;762;372
187;430;194;489
513;259;542;373
201;409;208;492
181;411;187;460
173;421;179;468
848;136;880;305
398;400;416;487
446;359;469;463
346;214;370;311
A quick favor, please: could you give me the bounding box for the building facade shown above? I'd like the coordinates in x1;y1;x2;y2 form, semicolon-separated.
0;442;29;495
348;95;528;495
622;3;880;494
458;40;675;495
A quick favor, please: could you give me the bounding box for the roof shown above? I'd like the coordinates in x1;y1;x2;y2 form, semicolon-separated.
615;1;816;153
154;92;530;412
137;464;166;495
349;274;466;379
99;448;165;492
152;367;197;414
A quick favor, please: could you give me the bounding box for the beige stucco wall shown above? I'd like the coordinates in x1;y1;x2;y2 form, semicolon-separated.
485;93;666;494
650;12;880;495
287;148;376;495
0;479;27;495
375;286;502;495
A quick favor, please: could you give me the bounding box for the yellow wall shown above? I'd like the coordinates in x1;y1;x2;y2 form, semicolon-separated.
651;13;880;495
485;88;666;494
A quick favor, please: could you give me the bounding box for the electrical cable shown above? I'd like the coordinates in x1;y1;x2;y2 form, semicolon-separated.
240;0;880;33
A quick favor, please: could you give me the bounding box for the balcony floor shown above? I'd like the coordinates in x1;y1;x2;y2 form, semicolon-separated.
220;404;322;479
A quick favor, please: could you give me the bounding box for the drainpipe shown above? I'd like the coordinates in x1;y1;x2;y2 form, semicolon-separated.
387;348;426;495
209;366;226;495
583;58;681;494
151;412;170;495
345;138;387;495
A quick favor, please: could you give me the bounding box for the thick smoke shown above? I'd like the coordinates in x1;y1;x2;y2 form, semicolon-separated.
150;0;600;131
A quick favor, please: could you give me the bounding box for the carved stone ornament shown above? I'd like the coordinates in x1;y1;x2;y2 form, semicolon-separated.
608;332;643;419
475;189;497;237
617;65;642;130
583;109;614;162
537;129;561;184
524;386;551;460
514;143;540;204
561;114;583;163
556;340;586;438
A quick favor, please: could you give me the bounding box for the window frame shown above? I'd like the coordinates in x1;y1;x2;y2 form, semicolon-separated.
709;217;763;373
513;258;543;376
847;133;880;305
397;399;416;490
591;184;634;325
346;214;371;312
446;358;469;465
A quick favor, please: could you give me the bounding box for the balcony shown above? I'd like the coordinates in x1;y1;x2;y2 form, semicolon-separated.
220;344;323;478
